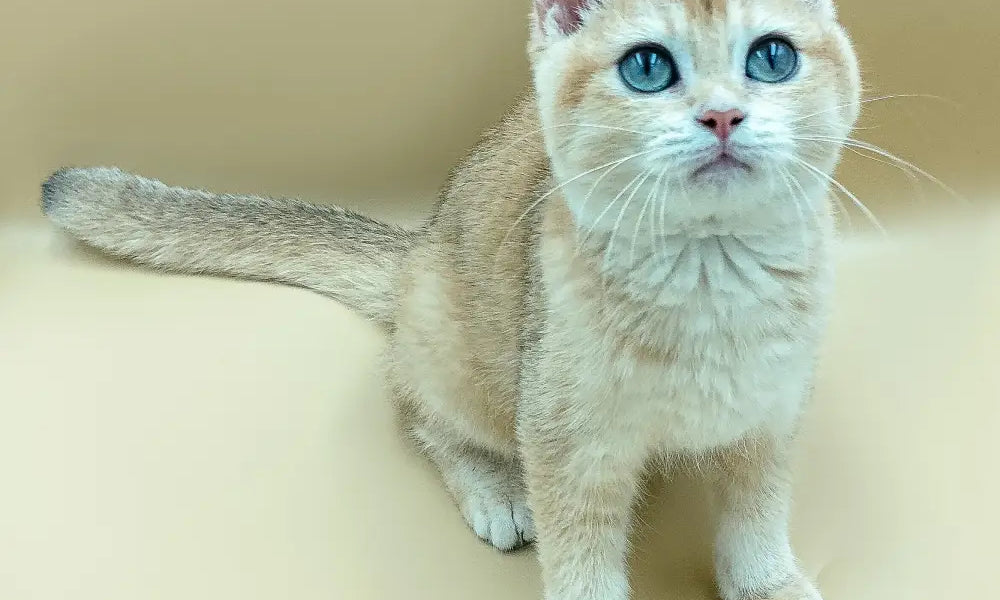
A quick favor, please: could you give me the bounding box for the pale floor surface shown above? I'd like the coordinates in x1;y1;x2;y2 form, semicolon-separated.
1;209;998;599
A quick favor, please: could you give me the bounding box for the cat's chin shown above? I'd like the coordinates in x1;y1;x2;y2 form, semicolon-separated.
690;154;752;181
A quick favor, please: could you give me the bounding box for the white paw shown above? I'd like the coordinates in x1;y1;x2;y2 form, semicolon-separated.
461;492;536;552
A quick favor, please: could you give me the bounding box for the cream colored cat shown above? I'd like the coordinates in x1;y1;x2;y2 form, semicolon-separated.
40;0;861;598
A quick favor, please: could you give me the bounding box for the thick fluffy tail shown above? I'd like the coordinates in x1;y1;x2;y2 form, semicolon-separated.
41;166;414;324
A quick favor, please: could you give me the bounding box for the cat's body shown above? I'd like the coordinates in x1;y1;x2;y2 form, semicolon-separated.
41;1;861;599
397;90;828;452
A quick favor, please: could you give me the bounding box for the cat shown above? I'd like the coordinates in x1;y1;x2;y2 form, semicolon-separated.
40;0;861;598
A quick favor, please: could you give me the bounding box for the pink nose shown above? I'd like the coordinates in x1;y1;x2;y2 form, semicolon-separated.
697;109;746;142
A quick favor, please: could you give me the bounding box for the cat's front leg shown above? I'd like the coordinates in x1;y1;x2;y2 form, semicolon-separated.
519;390;647;600
711;432;821;600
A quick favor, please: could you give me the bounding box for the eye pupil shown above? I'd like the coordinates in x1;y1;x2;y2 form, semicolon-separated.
619;46;677;94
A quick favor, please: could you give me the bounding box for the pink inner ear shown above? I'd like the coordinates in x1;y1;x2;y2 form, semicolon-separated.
536;0;588;34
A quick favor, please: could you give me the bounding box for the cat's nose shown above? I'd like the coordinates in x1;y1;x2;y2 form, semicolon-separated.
697;109;746;142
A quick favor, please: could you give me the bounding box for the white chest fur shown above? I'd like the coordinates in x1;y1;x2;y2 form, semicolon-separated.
538;209;828;454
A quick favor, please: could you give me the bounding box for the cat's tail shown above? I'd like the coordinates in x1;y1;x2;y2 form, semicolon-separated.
41;166;415;325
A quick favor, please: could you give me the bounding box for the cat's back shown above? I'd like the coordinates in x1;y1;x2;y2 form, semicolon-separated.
424;88;554;354
389;91;554;453
435;89;551;249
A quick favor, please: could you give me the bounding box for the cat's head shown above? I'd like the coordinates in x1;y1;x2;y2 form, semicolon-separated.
528;0;861;233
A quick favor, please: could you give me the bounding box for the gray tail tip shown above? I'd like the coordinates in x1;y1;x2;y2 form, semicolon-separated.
40;167;78;216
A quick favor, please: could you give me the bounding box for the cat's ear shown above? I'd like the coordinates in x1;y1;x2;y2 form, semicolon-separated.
533;0;592;37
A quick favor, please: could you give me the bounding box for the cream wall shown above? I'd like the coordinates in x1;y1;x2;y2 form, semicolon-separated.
0;1;996;223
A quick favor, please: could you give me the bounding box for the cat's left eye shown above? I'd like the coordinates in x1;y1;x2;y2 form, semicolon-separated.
746;37;798;83
618;46;678;94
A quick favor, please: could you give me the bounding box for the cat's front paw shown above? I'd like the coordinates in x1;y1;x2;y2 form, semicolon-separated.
461;491;536;552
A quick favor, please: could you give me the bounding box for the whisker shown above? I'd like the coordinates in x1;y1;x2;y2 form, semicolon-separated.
781;149;853;229
781;167;820;250
794;135;964;203
785;165;819;227
644;165;670;264
496;123;655;155
789;157;857;231
629;170;658;267
606;168;656;270
576;153;643;231
840;146;925;204
788;155;886;235
578;168;649;255
661;172;692;258
790;93;958;125
775;165;811;249
657;172;669;258
496;149;657;260
575;124;657;137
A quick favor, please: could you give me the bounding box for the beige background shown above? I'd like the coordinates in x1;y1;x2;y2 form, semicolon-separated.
1;2;998;599
1;1;998;220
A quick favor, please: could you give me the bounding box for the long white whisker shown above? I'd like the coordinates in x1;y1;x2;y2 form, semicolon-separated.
790;93;957;125
776;165;811;249
795;135;964;202
838;145;925;204
497;123;655;155
658;171;678;258
573;124;654;136
576;153;644;229
788;155;885;235
782;153;852;229
840;145;921;182
606;168;655;270
785;165;819;227
629;169;659;267
578;168;648;254
638;166;669;266
496;149;656;256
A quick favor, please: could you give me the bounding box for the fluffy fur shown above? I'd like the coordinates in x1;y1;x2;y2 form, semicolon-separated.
40;1;861;599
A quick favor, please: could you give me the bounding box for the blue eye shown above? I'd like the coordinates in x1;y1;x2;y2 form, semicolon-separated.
619;46;678;93
746;37;798;83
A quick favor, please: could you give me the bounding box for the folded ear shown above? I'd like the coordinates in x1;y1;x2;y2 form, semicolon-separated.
534;0;591;36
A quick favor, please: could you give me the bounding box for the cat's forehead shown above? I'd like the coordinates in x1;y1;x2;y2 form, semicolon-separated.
603;0;809;33
679;0;731;20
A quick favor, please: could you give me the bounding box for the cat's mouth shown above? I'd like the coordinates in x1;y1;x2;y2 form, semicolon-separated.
691;151;752;180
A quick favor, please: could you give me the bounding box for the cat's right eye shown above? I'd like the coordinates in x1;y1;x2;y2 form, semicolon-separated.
618;46;678;94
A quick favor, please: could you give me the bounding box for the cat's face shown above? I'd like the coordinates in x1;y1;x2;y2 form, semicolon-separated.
530;0;861;231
